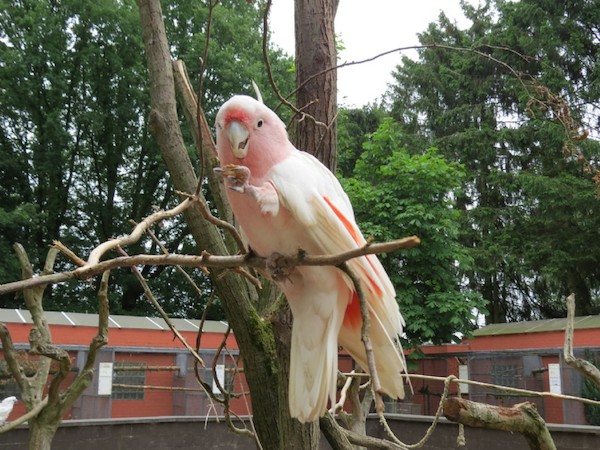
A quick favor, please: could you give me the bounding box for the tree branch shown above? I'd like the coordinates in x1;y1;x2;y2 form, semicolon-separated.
443;397;556;450
320;412;407;450
0;397;48;434
0;235;420;295
563;293;600;387
86;198;193;265
114;246;206;368
0;323;27;392
59;270;110;410
336;262;385;414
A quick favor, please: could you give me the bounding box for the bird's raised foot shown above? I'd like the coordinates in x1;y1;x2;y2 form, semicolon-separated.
213;164;251;193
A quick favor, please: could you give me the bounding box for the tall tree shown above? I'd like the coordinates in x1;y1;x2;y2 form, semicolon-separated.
387;0;600;323
294;0;338;169
341;118;484;344
0;0;294;317
136;0;336;447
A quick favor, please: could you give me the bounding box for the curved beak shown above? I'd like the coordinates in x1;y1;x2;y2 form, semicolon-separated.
227;121;250;159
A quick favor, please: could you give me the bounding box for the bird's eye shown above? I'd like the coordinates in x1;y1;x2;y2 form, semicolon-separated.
257;119;264;128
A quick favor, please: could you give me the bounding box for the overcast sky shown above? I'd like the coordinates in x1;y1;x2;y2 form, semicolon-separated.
269;1;480;107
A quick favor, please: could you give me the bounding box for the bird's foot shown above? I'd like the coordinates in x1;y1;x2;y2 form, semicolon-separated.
213;164;251;193
266;252;296;283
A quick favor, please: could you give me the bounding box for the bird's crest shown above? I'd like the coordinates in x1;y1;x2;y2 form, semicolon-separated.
251;80;263;104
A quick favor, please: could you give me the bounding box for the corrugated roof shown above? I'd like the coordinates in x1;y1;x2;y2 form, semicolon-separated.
0;308;228;334
473;315;600;337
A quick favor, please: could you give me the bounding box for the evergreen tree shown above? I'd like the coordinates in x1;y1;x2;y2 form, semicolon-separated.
386;0;600;323
0;0;294;315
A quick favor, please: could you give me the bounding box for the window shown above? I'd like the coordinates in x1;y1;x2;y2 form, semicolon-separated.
112;361;146;400
491;364;519;388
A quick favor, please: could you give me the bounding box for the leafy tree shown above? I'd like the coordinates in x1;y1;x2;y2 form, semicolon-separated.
341;118;484;344
336;105;386;178
0;0;294;316
386;0;600;323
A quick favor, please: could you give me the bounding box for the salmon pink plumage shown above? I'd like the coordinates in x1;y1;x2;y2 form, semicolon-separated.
214;94;406;422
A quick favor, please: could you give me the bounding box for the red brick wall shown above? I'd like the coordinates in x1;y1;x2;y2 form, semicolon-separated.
111;352;176;418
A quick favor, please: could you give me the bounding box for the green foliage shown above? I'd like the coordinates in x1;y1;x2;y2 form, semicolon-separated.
0;0;294;316
386;0;600;323
340;117;485;344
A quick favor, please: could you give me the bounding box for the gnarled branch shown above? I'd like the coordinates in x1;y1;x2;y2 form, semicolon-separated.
443;397;556;450
563;293;600;387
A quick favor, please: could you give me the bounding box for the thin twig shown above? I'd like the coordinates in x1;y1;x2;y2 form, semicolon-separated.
0;397;49;434
114;246;206;368
3;236;420;295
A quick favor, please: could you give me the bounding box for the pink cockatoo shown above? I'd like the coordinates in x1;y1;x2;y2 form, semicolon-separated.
214;93;406;422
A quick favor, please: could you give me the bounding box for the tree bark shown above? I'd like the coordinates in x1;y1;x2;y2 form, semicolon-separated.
443;397;556;450
563;294;600;387
136;0;319;448
27;423;58;450
294;0;339;171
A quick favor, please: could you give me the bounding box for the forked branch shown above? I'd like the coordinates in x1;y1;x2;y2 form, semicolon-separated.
563;293;600;387
443;397;556;450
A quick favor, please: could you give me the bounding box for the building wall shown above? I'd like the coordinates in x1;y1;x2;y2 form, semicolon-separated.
0;321;240;422
2;319;599;426
2;416;600;450
111;352;176;418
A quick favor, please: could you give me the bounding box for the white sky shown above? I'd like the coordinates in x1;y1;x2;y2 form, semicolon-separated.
269;0;480;107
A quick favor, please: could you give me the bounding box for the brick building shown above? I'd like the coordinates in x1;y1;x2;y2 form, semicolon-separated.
0;308;248;420
411;316;600;424
1;308;599;425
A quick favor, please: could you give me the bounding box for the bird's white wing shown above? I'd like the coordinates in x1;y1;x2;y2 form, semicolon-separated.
270;151;406;393
270;150;401;323
0;397;16;423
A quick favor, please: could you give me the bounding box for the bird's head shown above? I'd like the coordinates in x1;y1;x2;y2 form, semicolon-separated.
215;93;291;174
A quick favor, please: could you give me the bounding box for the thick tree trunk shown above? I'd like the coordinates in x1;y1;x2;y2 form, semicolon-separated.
294;0;339;171
27;422;58;450
137;0;319;448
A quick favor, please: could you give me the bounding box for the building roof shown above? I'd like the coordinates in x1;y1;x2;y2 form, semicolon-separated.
0;308;229;334
473;315;600;337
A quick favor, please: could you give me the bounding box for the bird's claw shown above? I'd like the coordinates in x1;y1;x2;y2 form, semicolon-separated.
214;165;251;192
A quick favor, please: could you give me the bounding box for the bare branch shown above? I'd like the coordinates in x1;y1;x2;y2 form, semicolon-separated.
563;293;600;387
60;270;110;410
52;240;86;267
0;397;48;434
320;412;406;450
114;246;205;368
12;244;55;409
1;235;420;295
443;397;556;450
176;190;246;254
86;198;194;265
0;323;27;392
336;262;384;414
